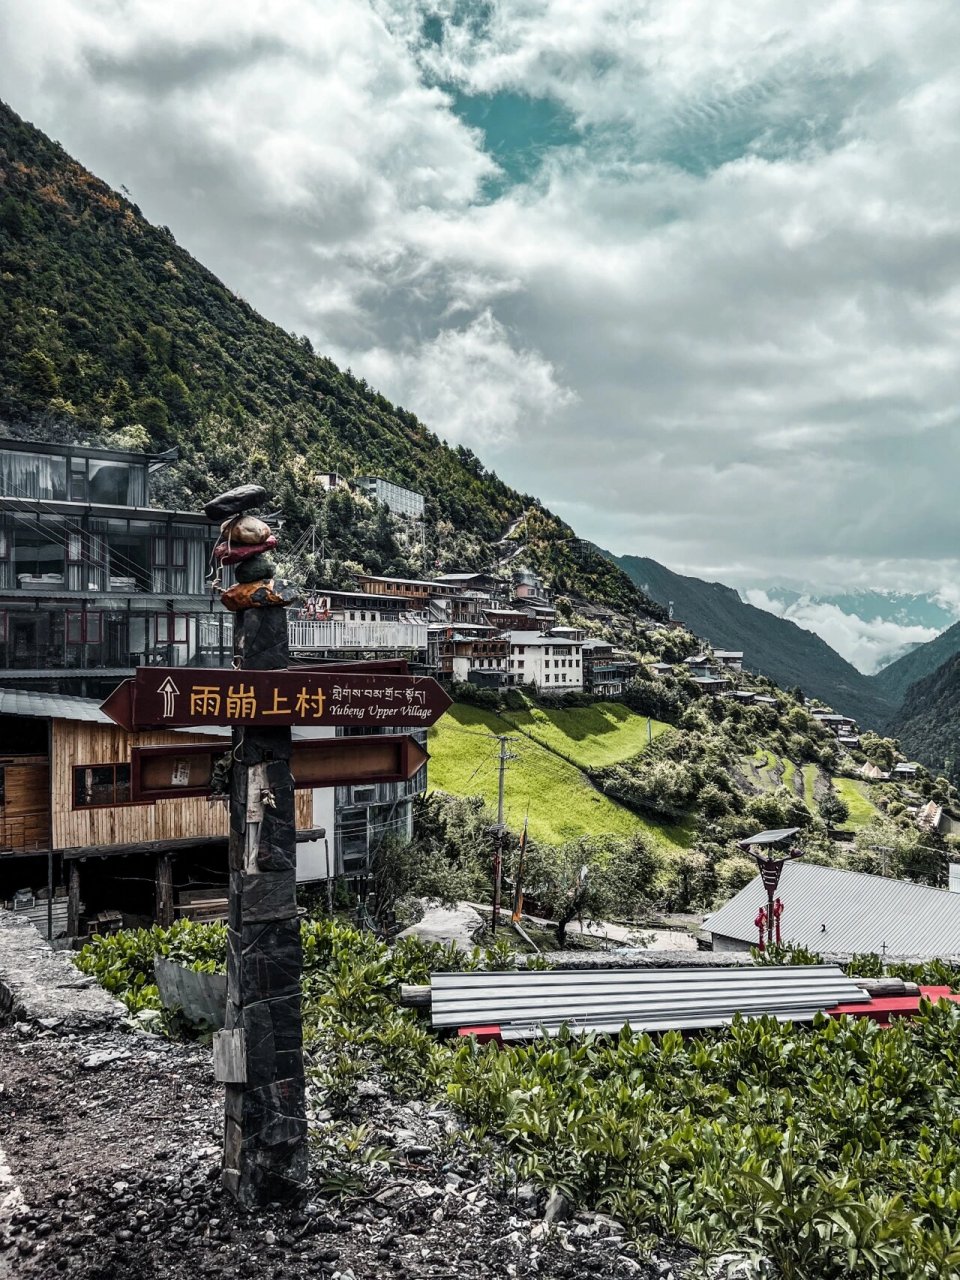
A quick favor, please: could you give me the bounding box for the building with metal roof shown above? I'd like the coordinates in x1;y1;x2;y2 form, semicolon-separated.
430;964;869;1040
704;860;960;958
0;686;229;736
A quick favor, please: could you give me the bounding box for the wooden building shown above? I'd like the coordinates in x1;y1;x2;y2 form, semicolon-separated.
0;688;315;936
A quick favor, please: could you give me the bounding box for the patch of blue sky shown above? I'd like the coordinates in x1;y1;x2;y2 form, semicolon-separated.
447;87;587;196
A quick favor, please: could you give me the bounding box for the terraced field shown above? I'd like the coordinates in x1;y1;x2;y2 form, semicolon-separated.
502;702;669;769
429;703;693;851
834;775;879;830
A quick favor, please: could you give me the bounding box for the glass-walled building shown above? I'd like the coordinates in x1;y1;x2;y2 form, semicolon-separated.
0;438;230;691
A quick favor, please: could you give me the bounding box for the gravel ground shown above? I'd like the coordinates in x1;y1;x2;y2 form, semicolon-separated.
0;1023;695;1280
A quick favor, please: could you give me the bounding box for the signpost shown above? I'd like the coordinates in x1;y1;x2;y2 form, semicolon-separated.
101;666;451;732
99;483;452;1210
130;735;429;801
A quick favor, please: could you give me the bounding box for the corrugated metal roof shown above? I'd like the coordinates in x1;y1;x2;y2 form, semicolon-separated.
0;687;229;737
704;860;960;957
430;964;867;1038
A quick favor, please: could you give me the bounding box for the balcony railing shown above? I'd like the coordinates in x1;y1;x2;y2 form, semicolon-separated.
288;619;428;652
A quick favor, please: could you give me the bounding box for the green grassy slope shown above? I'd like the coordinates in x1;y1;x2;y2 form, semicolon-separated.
428;703;692;851
501;702;668;769
834;776;878;830
802;764;819;810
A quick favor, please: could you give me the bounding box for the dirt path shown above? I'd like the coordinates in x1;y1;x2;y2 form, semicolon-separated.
0;1023;667;1280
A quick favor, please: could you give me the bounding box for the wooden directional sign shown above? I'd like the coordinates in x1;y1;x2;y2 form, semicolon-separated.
101;666;452;731
131;735;429;802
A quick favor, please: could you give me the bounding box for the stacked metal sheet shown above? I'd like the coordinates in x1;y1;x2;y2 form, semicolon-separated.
430;964;870;1041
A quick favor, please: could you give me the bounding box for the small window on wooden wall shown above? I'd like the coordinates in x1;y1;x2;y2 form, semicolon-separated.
0;767;5;808
73;764;131;808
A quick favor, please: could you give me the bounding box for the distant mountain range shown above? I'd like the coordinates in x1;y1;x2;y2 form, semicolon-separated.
606;553;896;731
757;588;957;633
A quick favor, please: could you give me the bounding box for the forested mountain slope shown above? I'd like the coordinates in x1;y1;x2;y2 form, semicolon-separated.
888;653;960;778
872;620;960;708
0;100;660;616
608;553;894;731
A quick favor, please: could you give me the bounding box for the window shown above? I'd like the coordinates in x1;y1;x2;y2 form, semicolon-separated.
70;457;87;502
151;535;185;568
155;613;188;644
352;785;376;805
0;767;5;807
67;531;83;564
74;764;131;808
0;613;6;644
66;611;103;644
0;529;8;561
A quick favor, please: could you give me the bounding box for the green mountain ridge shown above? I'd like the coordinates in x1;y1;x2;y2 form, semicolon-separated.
0;99;659;618
888;651;960;779
872;619;960;708
606;552;895;731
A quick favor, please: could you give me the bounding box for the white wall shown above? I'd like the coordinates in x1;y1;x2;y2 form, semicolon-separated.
293;724;338;884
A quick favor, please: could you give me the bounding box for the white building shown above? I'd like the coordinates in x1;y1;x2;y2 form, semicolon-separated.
355;476;425;519
506;631;583;691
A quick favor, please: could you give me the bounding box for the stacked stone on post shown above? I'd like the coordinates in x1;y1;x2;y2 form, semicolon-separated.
206;483;308;1207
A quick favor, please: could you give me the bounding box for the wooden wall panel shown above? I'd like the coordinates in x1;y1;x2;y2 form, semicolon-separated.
0;754;50;851
52;722;313;851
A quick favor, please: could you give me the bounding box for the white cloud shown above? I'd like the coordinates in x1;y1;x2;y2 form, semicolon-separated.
3;0;960;599
745;590;941;673
357;309;576;448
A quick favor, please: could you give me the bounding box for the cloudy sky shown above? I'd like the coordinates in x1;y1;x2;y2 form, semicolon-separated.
4;0;960;665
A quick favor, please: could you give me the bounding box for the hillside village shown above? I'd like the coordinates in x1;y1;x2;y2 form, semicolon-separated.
1;431;955;945
7;96;960;1280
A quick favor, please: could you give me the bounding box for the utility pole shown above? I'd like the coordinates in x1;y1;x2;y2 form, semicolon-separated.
870;844;894;877
491;734;517;934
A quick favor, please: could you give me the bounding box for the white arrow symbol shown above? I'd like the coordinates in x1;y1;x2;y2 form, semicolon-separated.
157;676;180;718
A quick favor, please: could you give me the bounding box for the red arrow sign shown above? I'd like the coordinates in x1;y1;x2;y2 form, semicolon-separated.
100;667;452;731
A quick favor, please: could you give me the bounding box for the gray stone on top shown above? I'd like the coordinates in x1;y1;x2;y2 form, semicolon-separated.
204;484;269;521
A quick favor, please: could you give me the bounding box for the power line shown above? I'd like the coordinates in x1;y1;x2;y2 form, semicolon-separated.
0;481;211;595
0;482;170;587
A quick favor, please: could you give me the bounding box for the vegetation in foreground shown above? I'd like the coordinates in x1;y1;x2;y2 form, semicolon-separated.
78;919;960;1279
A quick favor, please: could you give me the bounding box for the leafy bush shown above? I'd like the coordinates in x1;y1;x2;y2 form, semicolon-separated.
448;1006;960;1276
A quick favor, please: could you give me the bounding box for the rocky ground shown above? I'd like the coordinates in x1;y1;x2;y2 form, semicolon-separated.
0;1021;694;1280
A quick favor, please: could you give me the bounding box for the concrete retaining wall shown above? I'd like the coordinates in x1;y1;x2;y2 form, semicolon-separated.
0;910;123;1030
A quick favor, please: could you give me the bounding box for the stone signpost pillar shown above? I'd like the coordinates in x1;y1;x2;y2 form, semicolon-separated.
207;484;308;1206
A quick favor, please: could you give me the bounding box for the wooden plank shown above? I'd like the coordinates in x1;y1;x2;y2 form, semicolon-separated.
51;720;314;853
67;861;80;936
213;1029;247;1084
156;854;174;927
